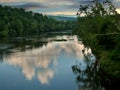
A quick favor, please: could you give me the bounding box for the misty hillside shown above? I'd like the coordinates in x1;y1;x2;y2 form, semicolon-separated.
48;15;77;21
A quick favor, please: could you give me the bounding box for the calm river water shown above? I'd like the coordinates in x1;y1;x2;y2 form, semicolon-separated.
0;34;105;90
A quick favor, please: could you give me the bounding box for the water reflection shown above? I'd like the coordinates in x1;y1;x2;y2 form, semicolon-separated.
72;49;105;90
3;35;88;85
0;54;3;63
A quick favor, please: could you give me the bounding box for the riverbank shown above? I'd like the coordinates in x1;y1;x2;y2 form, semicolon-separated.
81;33;120;86
87;38;120;79
73;1;120;88
79;36;120;89
91;44;120;88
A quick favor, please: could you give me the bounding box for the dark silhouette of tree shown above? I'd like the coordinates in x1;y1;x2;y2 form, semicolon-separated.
77;0;117;17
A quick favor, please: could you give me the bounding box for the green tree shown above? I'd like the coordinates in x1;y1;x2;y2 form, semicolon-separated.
15;19;23;36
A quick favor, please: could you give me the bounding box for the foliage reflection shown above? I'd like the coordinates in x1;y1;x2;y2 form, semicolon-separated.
72;49;105;90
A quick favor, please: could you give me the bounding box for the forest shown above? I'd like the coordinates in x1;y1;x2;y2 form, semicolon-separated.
0;5;73;37
73;0;120;81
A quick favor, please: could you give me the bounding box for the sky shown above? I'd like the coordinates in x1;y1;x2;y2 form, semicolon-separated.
0;0;120;17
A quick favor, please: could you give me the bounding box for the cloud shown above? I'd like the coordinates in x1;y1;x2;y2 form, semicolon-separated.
12;2;48;9
112;0;120;8
44;11;76;16
0;0;13;2
0;0;78;16
116;8;120;13
1;0;120;16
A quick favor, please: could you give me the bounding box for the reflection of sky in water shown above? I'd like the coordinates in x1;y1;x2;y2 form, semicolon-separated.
3;35;92;87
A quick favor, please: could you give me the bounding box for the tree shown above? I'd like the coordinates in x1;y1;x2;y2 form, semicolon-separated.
77;0;117;17
0;5;74;37
15;19;23;36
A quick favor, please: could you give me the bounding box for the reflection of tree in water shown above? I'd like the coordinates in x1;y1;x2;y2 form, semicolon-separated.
72;49;104;90
0;53;3;63
72;47;120;90
0;37;48;52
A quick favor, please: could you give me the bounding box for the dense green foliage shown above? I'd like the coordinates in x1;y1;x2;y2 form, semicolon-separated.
74;0;120;78
0;5;73;37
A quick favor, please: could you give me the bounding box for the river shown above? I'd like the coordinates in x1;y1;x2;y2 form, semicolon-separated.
0;33;105;90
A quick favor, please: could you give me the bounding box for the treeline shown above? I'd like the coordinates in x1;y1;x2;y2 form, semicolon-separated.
73;0;120;79
0;5;73;37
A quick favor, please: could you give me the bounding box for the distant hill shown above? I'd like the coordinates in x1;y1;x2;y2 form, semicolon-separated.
48;15;77;21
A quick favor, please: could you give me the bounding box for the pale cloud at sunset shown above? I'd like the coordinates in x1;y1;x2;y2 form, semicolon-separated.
0;0;120;16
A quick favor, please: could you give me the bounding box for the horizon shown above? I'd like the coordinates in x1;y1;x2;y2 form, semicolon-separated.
0;0;120;17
